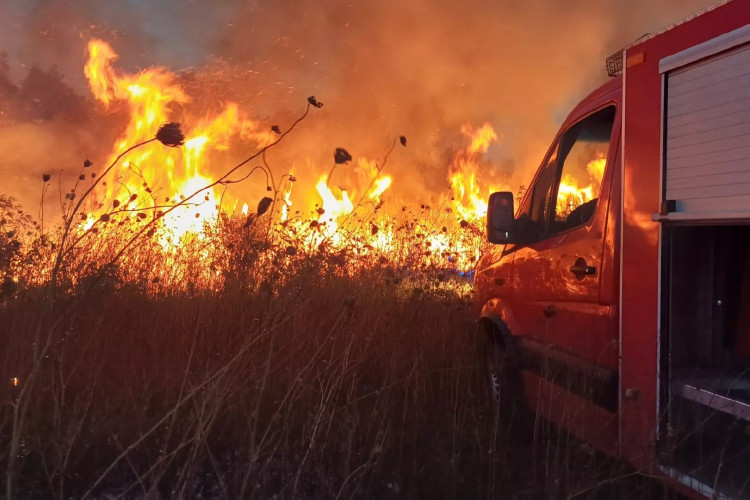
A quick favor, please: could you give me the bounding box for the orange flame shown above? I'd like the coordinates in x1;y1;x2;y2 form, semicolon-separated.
84;39;272;244
587;157;606;181
10;37;517;293
71;38;507;282
280;173;294;222
556;156;607;217
315;175;354;236
449;123;502;220
368;176;392;203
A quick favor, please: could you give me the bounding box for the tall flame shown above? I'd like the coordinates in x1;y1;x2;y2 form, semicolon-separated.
315;176;354;236
369;176;392;203
69;38;512;282
9;36;532;293
449;123;501;220
83;39;272;243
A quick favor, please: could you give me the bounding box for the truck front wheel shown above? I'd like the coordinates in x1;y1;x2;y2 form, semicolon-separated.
475;320;529;432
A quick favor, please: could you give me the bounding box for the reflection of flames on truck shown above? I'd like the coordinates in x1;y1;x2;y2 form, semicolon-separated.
556;157;606;218
33;39;599;290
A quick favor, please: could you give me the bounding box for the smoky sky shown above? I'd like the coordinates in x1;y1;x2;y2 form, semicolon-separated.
0;0;721;215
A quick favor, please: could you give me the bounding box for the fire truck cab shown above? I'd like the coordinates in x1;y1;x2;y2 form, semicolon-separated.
474;2;750;497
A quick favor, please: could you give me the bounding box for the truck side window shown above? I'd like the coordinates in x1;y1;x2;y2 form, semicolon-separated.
550;106;615;234
515;144;559;242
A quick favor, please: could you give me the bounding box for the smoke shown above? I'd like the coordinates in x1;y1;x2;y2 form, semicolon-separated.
0;0;719;218
198;0;720;208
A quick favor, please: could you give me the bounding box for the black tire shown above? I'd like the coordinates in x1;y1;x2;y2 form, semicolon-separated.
474;320;543;496
474;320;530;433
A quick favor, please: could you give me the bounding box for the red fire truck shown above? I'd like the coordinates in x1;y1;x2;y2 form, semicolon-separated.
473;2;750;497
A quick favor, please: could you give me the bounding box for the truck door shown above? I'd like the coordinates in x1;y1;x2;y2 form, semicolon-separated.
510;104;619;412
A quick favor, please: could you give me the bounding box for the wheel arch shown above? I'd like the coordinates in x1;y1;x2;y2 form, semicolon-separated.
478;298;522;367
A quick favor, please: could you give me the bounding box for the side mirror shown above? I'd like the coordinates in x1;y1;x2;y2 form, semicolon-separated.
487;192;515;244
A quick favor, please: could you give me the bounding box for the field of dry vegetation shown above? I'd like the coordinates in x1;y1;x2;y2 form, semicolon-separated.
0;49;675;495
0;189;678;500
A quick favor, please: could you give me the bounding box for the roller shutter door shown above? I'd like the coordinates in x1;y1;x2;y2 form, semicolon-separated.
665;42;750;217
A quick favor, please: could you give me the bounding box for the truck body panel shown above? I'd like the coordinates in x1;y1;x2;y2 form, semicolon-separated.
475;2;750;497
622;0;750;478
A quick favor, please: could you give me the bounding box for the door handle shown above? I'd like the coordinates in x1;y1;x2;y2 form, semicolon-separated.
569;265;596;275
543;304;556;318
569;257;596;277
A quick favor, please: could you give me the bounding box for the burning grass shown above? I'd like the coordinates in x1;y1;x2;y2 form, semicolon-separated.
0;195;677;499
0;38;674;499
0;38;604;297
1;190;671;498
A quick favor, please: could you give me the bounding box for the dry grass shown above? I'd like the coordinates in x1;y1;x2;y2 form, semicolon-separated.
0;153;673;499
0;265;674;499
1;269;483;498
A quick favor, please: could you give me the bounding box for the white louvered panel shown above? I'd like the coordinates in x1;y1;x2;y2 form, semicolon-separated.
665;42;750;217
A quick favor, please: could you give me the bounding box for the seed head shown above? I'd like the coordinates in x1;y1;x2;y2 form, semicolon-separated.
307;96;324;108
156;122;185;147
257;197;273;216
334;148;352;164
42;173;51;183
